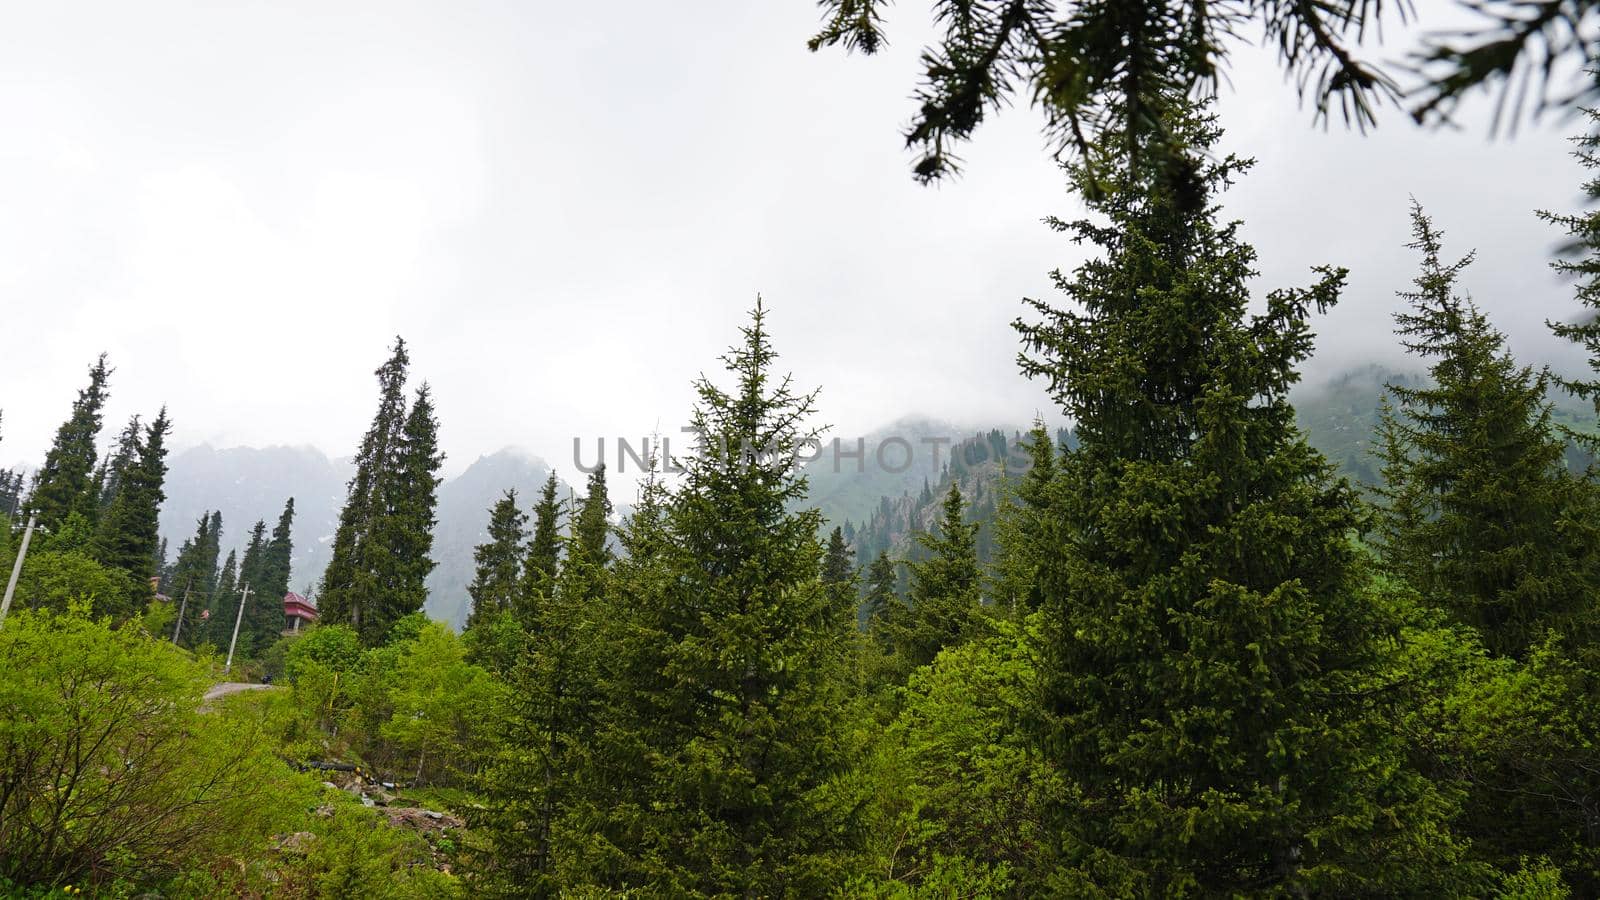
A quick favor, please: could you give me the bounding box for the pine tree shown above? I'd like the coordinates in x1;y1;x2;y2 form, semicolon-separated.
1376;204;1600;658
861;551;897;632
93;407;171;615
97;415;142;511
575;302;856;894
820;526;857;634
258;498;296;603
466;489;528;628
320;339;442;645
571;465;611;568
152;537;168;590
29;354;111;532
235;519;276;657
381;382;443;631
169;511;222;647
211;549;239;648
1013;107;1472;893
1542;105;1600;439
991;421;1057;615
881;481;982;669
477;474;663;896
517;473;562;622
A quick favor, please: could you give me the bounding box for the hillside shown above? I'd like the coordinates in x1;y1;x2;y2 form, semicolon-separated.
158;444;572;630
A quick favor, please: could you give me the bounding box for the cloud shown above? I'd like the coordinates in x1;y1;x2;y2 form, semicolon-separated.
0;0;1586;494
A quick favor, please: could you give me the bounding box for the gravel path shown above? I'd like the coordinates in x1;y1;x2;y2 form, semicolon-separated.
200;681;279;710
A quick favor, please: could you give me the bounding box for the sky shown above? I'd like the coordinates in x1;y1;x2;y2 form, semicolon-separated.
1;0;1593;489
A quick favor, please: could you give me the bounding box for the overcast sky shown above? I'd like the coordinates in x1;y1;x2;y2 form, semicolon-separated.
1;0;1592;487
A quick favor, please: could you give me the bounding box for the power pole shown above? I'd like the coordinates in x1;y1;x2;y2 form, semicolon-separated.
0;514;38;631
171;584;192;645
224;583;252;675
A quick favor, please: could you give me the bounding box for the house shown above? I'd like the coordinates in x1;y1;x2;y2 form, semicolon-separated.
284;592;318;633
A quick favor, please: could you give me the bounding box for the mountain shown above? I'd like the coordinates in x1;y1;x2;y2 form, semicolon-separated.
804;365;1600;596
158;444;574;631
801;417;971;528
159;444;351;596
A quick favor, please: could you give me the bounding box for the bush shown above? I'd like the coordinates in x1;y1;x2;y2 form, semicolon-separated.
0;605;300;889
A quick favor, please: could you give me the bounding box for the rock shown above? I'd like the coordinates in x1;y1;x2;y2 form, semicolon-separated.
272;831;317;854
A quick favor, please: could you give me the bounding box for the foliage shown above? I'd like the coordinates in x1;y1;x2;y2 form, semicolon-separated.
28;355;111;533
320;340;444;645
880;482;984;671
465;488;527;627
857;618;1056;892
2;550;126;619
0;606;298;889
554;301;860;895
1012;105;1474;893
1375;204;1600;657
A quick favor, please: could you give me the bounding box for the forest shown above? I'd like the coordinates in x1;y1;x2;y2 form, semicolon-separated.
7;0;1600;897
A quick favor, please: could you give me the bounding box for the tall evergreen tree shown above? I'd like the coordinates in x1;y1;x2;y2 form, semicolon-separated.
820;525;856;623
152;537;169;590
169;511;222;647
320;339;443;645
1375;204;1600;658
236;519;280;657
991;421;1057;616
517;473;563;623
575;302;856;894
477;473;667;895
571;465;611;568
1013;108;1472;893
860;550;897;632
29;354;111;531
258;498;296;604
881;482;982;670
381;382;443;631
96;415;142;511
466;489;529;628
210;549;239;649
93;407;171;615
1543;105;1600;449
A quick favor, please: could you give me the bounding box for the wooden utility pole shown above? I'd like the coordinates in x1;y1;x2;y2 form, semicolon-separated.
0;514;38;631
224;583;252;675
171;584;193;645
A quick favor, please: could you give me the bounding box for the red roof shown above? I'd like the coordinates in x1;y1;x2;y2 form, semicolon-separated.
284;592;318;620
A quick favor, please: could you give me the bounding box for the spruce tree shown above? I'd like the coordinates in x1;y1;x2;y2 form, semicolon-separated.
1542;105;1600;438
1375;204;1600;657
861;550;897;632
881;482;982;669
821;525;855;586
29;354;111;531
211;549;239;648
521;474;566;592
93;408;171;615
571;465;611;568
517;472;562;622
1013;107;1472;893
321;339;442;645
991;421;1056;616
97;415;142;511
236;519;278;657
381;382;443;632
466;489;529;628
169;511;222;647
258;498;296;603
477;475;665;895
576;302;856;894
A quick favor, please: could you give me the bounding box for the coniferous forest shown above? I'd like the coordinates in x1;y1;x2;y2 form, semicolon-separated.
9;2;1600;897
